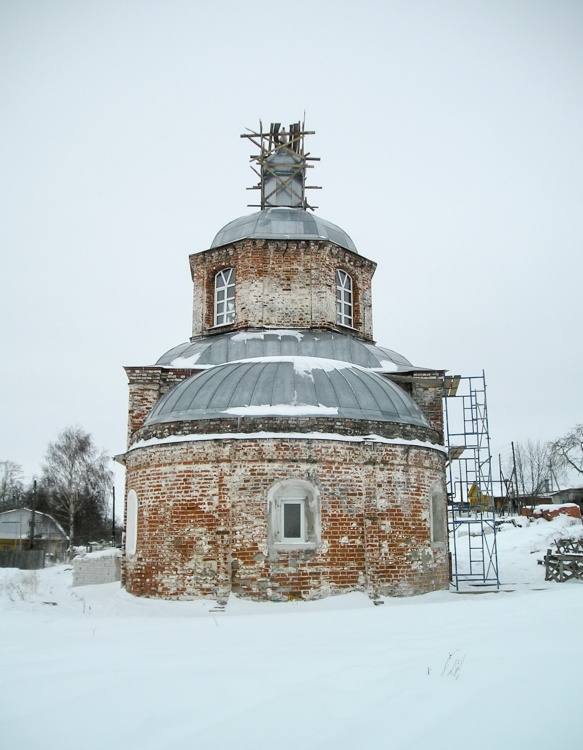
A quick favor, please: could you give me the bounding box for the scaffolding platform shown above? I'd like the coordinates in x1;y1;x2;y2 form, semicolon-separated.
444;372;499;590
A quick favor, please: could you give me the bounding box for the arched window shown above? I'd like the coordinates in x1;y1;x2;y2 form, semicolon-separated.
126;489;138;558
214;268;235;326
336;269;353;327
430;483;447;545
267;479;320;549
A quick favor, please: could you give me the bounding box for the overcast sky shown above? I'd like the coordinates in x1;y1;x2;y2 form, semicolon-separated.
1;0;582;495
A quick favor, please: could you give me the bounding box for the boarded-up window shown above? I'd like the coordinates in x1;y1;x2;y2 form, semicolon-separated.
431;484;446;545
126;489;138;557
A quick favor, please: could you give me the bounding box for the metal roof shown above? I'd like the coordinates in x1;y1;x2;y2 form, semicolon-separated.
209;208;358;254
156;329;425;373
144;357;430;428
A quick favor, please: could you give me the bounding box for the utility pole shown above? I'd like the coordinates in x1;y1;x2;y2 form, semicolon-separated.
29;479;37;550
111;485;116;547
511;441;520;512
498;453;505;516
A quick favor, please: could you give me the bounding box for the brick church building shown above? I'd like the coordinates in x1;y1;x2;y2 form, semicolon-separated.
119;123;449;602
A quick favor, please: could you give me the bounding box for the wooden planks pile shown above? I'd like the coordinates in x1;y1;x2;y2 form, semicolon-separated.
544;539;583;582
555;539;583;554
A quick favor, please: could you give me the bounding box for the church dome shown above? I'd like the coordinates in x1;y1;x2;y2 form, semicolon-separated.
144;356;430;427
210;208;358;254
156;329;423;373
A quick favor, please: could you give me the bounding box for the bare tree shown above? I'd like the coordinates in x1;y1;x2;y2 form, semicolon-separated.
550;425;583;479
41;427;112;544
0;460;24;510
508;440;556;507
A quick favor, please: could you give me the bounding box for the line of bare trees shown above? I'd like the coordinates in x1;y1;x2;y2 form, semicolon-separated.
504;424;583;507
0;426;113;546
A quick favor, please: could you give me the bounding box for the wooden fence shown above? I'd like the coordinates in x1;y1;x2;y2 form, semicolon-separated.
0;549;45;570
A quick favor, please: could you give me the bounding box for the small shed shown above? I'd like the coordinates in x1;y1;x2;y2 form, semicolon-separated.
549;488;583;513
0;508;69;560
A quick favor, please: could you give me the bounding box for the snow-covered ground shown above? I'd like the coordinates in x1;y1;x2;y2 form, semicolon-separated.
1;515;582;750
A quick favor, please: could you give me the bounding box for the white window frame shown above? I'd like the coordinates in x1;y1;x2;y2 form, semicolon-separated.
336;269;353;327
267;479;320;551
214;268;235;326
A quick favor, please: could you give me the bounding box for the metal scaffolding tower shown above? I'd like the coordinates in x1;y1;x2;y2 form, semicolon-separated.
444;372;499;590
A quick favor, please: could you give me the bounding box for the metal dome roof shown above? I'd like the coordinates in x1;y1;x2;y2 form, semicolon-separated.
144;356;430;428
210;208;358;254
156;329;424;374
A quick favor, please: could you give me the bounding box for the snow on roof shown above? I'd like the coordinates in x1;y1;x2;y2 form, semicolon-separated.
167;352;202;368
129;431;447;454
224;404;339;417
230;329;305;342
376;359;399;373
226;354;353;375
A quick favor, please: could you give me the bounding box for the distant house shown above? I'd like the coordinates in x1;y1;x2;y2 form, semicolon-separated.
0;508;68;559
492;494;549;515
549;488;583;513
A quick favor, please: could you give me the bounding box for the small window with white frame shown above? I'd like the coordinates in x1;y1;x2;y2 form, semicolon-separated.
336;269;353;327
214;268;235;326
268;479;320;549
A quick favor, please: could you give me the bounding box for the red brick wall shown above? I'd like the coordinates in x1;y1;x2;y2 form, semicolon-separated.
386;372;445;440
124;367;199;446
409;373;445;440
123;437;448;601
189;239;377;341
521;504;582;521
